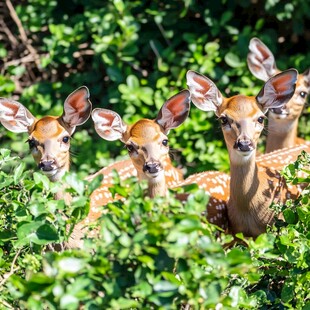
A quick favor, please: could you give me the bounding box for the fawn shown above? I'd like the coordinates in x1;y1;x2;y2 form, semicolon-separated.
186;68;309;238
90;90;230;231
0;86;92;200
247;37;310;153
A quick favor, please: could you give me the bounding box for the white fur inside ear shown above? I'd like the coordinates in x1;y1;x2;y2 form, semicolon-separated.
248;38;277;81
92;109;127;141
186;71;222;112
0;99;35;133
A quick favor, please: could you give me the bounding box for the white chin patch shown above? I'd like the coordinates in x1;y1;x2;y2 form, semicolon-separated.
270;111;288;120
231;150;254;164
42;169;58;177
145;171;164;182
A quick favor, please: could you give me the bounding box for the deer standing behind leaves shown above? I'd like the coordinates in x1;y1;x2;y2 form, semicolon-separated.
247;37;310;153
0;86;92;201
0;88;137;247
186;68;310;238
90;90;230;233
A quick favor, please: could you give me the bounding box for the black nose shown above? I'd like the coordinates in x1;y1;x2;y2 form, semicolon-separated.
270;107;288;115
143;163;160;174
38;161;55;171
234;140;253;152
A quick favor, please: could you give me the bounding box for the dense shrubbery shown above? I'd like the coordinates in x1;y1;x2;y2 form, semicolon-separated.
1;0;310;308
0;149;309;309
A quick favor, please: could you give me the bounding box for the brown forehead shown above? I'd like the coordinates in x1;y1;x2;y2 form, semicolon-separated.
296;74;309;89
31;116;65;140
128;119;162;143
220;95;261;118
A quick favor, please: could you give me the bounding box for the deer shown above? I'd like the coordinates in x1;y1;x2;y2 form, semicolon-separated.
0;87;96;249
247;37;310;153
186;68;310;238
90;89;230;231
0;86;92;190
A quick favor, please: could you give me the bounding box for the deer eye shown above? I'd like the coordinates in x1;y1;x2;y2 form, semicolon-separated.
257;116;265;124
162;139;168;146
126;144;134;153
300;91;307;98
62;136;70;143
27;139;37;149
219;116;228;125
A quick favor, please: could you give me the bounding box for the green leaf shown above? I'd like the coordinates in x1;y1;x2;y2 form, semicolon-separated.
224;52;242;68
14;162;25;184
58;258;86;274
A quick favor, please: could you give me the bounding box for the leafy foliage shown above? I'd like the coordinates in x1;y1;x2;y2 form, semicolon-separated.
1;0;310;308
0;149;309;309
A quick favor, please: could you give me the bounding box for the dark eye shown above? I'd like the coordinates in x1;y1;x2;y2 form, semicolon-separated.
27;139;37;149
162;139;168;146
219;116;228;125
126;144;134;153
257;116;265;124
300;91;307;98
62;136;70;143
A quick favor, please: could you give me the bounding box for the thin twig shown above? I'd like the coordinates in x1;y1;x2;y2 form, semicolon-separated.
0;19;19;46
5;0;41;68
0;299;14;310
0;248;22;287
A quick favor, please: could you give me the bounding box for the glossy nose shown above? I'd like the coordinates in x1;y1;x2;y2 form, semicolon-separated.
143;162;160;174
234;140;253;152
38;160;55;171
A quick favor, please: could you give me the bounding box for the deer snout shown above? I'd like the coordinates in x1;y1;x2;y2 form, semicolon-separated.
234;139;254;152
143;162;162;174
38;160;56;172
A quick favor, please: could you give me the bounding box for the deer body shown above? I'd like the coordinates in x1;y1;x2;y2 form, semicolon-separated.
91;90;230;230
247;37;310;153
187;69;308;238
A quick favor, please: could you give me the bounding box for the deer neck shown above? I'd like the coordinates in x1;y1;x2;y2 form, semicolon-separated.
229;152;258;209
48;159;71;203
147;175;167;198
136;170;167;198
228;151;275;237
266;116;298;153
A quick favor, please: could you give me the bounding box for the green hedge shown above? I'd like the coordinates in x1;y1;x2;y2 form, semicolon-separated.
0;149;309;309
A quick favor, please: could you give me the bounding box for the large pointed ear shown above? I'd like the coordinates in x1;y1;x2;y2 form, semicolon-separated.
155;90;190;134
256;69;298;112
186;70;223;116
247;37;278;82
91;108;127;142
0;98;36;133
301;67;310;85
60;86;92;132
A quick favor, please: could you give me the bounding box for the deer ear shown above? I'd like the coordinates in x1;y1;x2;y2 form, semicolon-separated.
247;37;278;82
256;69;298;112
302;67;310;84
61;86;92;132
91;108;127;142
0;98;36;133
186;70;223;116
155;90;190;134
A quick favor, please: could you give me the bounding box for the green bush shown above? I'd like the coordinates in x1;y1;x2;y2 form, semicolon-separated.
0;149;309;309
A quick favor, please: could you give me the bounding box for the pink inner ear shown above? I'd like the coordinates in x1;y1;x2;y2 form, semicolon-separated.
256;44;271;61
166;93;188;115
191;74;213;97
1;100;19;116
272;73;295;93
97;111;114;125
68;89;88;111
